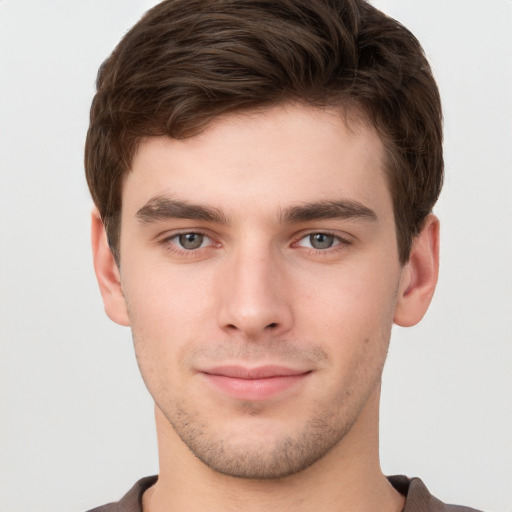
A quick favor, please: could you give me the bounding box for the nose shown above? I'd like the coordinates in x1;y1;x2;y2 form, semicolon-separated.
216;244;294;340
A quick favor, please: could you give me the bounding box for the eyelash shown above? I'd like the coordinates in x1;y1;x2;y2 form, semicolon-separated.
159;230;352;257
160;231;217;257
291;231;352;255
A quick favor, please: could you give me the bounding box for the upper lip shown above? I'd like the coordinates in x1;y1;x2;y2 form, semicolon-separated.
201;365;311;379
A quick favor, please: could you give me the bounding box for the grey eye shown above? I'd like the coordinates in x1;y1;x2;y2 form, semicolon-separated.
178;233;205;250
309;233;335;249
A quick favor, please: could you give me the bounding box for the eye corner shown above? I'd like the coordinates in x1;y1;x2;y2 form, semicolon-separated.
157;229;221;258
291;230;354;255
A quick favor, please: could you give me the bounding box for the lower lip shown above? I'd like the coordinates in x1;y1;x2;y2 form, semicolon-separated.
201;373;309;401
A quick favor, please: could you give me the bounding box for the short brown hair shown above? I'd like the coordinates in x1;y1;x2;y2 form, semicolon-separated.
85;0;443;265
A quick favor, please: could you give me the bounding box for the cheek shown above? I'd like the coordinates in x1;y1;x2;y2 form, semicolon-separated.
123;259;216;326
121;270;204;382
297;257;400;327
296;259;399;369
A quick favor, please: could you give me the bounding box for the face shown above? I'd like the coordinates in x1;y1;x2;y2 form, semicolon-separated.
109;104;410;479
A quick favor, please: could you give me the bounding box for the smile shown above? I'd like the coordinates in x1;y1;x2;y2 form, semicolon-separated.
200;365;312;401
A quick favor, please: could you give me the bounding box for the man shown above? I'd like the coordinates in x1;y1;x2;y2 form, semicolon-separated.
84;0;481;511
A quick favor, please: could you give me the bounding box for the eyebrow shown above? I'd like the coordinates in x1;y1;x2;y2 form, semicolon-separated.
136;196;377;226
279;200;377;224
136;196;229;224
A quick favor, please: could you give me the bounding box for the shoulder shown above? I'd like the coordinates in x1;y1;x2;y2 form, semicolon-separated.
388;475;484;512
86;476;158;512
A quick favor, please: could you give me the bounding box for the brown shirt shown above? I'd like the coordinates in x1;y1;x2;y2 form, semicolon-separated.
86;475;483;512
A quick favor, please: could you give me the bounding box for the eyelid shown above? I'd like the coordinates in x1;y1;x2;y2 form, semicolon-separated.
297;234;340;249
159;229;219;252
292;230;353;245
155;228;353;256
291;230;354;255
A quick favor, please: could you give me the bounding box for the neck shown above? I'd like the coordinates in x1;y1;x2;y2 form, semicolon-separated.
144;388;404;512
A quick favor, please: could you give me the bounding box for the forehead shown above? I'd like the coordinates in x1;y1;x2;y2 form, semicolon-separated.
123;103;391;221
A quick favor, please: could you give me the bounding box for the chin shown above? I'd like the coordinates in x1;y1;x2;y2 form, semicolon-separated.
161;396;363;480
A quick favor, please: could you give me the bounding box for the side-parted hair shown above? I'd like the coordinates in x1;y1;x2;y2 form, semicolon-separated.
85;0;443;265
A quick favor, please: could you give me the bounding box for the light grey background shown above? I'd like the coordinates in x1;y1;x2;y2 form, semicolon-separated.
0;1;511;511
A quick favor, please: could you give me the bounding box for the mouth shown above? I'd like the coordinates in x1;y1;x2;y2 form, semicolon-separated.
199;365;312;401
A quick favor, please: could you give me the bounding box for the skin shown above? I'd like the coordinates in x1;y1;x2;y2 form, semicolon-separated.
92;103;439;512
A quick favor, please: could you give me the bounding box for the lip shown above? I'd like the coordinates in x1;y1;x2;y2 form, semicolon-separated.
200;365;311;401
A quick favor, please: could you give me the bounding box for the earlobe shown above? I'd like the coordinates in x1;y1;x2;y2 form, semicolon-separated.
394;214;440;327
91;208;130;326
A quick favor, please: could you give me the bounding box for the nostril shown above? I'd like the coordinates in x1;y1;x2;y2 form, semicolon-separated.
266;322;278;329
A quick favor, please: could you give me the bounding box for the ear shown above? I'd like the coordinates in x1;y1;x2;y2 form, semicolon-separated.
91;208;130;326
394;214;440;327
